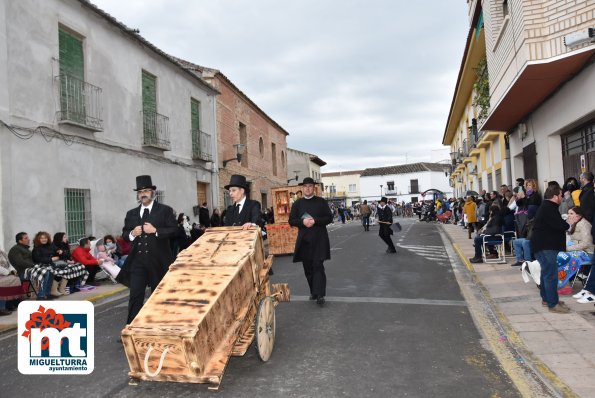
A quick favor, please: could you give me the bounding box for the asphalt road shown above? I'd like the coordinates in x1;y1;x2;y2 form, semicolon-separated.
0;218;520;397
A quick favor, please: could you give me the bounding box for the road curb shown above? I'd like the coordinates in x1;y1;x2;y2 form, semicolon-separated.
451;241;578;398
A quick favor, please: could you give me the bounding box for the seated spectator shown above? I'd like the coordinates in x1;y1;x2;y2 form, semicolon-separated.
72;237;103;284
469;205;503;263
0;249;26;315
32;231;58;265
52;232;73;263
565;206;594;253
8;232;52;299
93;239;120;280
502;191;515;232
32;231;66;296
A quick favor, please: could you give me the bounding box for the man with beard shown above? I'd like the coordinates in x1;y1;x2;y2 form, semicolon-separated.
117;175;177;324
289;177;333;306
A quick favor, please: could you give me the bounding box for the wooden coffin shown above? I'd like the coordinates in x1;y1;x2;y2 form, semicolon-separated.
267;223;298;255
121;227;269;389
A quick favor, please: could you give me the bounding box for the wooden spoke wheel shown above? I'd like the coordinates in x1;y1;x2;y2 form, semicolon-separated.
255;296;276;361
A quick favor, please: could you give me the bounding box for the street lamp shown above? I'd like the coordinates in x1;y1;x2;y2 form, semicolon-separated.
380;184;383;197
287;170;299;184
222;143;246;168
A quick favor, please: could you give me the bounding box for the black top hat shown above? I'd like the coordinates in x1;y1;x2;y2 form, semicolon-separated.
380;196;388;203
134;175;156;191
225;174;249;190
299;177;316;186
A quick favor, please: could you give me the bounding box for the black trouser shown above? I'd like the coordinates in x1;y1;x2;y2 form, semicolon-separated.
85;265;99;284
379;226;396;251
127;262;159;324
302;259;326;298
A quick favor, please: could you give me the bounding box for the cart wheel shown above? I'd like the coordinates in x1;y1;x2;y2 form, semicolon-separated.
255;296;276;361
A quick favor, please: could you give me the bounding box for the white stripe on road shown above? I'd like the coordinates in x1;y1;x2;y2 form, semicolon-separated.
292;295;466;307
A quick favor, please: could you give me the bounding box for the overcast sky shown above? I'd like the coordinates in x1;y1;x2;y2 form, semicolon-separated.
92;0;469;172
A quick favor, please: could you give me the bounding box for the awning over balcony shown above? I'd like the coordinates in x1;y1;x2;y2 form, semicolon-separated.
482;47;595;132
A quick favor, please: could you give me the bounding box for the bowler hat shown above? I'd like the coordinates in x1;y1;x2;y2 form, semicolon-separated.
225;174;249;190
299;177;316;186
380;196;388;203
134;175;156;191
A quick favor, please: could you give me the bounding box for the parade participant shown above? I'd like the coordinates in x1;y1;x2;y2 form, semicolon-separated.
377;197;397;254
118;175;177;324
224;175;262;229
289;177;333;306
360;200;371;231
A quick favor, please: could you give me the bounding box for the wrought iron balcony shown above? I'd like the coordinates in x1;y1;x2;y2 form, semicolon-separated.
56;74;103;131
191;130;213;161
462;138;469;157
142;110;170;150
384;188;397;195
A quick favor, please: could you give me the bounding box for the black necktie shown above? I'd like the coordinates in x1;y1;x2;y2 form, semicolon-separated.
142;208;149;222
233;204;240;225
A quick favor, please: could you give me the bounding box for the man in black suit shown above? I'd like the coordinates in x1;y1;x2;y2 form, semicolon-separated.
289;177;333;306
224;175;262;229
118;175;178;324
199;202;210;227
377;197;397;253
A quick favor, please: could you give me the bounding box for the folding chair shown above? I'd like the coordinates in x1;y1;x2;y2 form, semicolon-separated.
21;280;37;299
502;230;517;258
482;234;506;264
572;262;592;288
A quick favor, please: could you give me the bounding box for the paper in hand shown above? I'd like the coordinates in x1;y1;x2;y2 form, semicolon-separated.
301;212;312;220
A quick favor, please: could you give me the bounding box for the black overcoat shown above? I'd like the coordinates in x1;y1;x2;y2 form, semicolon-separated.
224;199;262;226
116;201;178;287
288;196;333;263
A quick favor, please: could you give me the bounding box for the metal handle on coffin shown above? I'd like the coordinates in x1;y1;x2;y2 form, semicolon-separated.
144;346;169;377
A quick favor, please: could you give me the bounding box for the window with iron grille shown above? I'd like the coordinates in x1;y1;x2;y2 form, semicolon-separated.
64;188;92;242
155;190;165;204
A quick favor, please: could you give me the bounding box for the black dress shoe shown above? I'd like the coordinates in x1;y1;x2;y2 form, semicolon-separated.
388;249;397;253
309;295;317;300
316;297;325;306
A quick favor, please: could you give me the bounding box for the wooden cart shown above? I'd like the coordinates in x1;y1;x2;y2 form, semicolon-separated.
268;185;322;255
121;226;290;390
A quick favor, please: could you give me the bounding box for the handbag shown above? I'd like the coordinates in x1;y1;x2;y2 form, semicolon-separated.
391;222;402;233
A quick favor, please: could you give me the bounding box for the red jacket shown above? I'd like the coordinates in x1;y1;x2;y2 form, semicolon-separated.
72;246;99;267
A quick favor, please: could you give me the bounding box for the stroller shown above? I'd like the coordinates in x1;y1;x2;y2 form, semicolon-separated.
436;210;452;224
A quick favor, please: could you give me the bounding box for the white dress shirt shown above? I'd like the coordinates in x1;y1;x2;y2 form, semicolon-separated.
129;200;155;241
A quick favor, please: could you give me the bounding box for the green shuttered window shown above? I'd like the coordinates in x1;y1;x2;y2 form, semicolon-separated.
59;28;85;124
191;98;201;156
64;188;92;242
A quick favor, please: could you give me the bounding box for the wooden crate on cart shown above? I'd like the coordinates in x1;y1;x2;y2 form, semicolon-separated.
121;227;290;390
267;223;298;255
268;185;322;255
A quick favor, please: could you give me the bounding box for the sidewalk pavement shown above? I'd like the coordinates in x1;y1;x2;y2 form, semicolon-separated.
442;222;595;398
0;280;128;334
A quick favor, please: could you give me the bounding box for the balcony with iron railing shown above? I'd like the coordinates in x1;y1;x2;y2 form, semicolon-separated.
142;110;171;151
408;186;420;194
191;130;213;161
384;188;397;196
462;138;469;157
56;74;103;131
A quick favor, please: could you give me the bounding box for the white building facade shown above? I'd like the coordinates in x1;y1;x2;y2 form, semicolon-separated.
0;0;219;248
286;148;326;186
360;163;453;203
321;170;364;207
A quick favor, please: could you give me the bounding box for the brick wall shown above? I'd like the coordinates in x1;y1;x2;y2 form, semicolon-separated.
206;76;288;210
